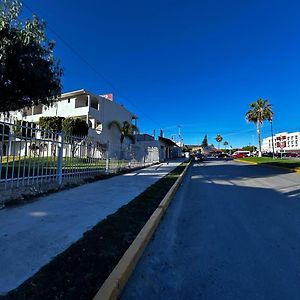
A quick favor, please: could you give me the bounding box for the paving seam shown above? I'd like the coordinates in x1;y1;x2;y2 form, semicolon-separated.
133;163;163;176
92;160;191;300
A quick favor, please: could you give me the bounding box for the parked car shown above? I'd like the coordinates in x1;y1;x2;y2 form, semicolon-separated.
231;153;245;158
286;152;298;157
217;153;231;159
194;153;205;161
276;152;287;158
262;152;273;157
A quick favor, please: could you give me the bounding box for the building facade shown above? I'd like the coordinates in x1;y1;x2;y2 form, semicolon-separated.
2;89;138;153
0;89;140;158
158;136;181;160
262;132;300;153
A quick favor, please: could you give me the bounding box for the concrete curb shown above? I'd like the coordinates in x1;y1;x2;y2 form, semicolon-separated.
234;159;258;165
234;159;300;174
93;160;191;300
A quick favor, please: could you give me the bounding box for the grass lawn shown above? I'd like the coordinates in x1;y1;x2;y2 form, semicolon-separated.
238;157;300;170
1;161;188;300
0;157;119;179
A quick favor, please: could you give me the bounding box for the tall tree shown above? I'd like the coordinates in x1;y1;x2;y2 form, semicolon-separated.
223;141;229;149
245;98;273;156
0;0;62;113
201;134;208;147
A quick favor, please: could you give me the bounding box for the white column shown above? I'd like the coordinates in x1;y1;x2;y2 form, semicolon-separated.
86;95;91;123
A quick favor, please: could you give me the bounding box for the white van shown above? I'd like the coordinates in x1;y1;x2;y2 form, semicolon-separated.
232;150;251;157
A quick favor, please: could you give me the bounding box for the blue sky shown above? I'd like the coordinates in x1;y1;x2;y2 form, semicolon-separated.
21;0;300;147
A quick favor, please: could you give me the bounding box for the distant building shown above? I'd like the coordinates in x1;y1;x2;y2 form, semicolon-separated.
262;132;300;153
159;136;181;160
186;144;202;152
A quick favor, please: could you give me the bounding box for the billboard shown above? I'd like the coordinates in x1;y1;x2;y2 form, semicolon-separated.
100;93;113;101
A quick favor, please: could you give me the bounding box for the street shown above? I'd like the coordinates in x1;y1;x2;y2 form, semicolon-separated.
121;159;300;300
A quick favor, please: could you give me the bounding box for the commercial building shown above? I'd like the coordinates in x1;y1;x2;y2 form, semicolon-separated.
262;132;300;153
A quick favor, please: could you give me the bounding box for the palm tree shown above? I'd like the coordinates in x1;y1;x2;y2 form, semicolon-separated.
108;120;139;145
215;134;223;149
223;141;229;150
245;98;273;157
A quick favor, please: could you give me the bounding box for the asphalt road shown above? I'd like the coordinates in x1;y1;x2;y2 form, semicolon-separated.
121;159;300;300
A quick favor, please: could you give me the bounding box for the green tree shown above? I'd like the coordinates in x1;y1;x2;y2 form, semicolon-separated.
245;98;273;156
242;145;257;152
108;120;138;145
39;116;65;134
223;141;229;149
62;118;89;137
215;134;223;149
0;0;62;113
62;118;89;157
201;134;208;147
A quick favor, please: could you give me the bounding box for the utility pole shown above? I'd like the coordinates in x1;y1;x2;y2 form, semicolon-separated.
177;125;182;147
270;117;275;159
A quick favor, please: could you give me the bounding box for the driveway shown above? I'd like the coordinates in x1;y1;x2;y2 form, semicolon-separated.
121;159;300;300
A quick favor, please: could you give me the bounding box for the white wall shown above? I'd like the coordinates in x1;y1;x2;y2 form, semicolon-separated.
262;132;300;152
1;90;137;152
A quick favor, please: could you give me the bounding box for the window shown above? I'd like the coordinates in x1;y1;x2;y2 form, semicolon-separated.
95;122;102;131
90;97;98;110
68;98;70;103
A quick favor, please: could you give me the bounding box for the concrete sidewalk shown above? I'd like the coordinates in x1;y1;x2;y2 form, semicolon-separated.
0;159;184;295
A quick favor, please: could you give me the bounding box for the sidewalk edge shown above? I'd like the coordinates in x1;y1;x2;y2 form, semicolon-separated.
93;160;191;300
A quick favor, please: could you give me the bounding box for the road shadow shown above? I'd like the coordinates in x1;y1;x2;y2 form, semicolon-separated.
121;165;300;300
192;159;292;181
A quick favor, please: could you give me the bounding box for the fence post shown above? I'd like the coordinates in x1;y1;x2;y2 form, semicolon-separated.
56;133;64;185
105;140;110;173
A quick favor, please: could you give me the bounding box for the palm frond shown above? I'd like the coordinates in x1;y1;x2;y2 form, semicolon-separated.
108;120;122;131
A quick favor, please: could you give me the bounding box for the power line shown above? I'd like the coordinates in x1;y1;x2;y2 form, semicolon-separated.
21;1;159;126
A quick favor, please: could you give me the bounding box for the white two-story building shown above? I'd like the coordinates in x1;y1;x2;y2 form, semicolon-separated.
262;131;300;153
10;89;137;143
1;89;138;157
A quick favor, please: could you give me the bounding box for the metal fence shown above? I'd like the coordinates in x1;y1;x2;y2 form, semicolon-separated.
0;120;158;194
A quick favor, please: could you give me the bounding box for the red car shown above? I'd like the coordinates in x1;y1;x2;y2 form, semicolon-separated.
231;153;246;159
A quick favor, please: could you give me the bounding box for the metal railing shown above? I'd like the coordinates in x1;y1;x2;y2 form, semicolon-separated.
0;120;158;195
